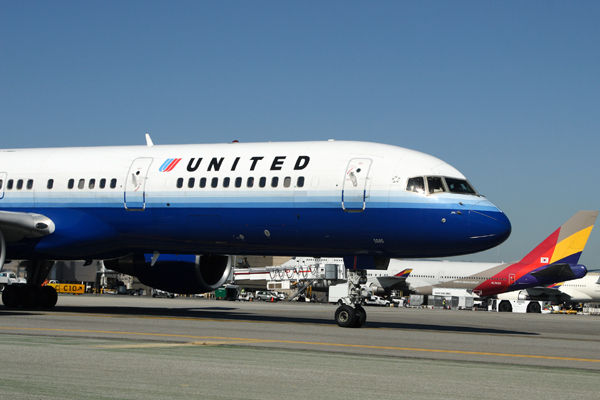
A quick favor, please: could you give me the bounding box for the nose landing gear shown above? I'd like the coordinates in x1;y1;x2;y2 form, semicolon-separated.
334;270;370;328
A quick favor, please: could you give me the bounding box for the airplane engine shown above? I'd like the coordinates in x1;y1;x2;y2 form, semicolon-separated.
104;254;233;294
370;285;387;296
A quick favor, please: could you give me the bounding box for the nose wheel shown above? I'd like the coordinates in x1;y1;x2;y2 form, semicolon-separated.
334;270;370;328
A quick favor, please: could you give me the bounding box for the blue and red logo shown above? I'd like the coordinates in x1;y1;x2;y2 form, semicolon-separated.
159;158;182;172
158;158;181;172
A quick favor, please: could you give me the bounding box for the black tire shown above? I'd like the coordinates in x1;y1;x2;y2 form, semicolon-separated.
21;286;42;309
2;285;21;308
498;300;512;312
354;305;367;328
40;286;58;309
335;305;357;327
527;302;541;313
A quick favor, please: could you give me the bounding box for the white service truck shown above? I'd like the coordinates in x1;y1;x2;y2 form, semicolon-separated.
328;283;349;304
0;271;26;291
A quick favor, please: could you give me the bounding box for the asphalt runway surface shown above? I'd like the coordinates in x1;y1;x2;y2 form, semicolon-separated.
1;295;600;399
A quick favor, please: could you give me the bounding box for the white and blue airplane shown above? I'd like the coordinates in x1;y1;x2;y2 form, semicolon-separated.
0;137;511;324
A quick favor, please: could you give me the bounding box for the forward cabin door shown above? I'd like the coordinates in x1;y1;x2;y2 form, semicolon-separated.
341;158;372;212
0;172;6;200
124;158;153;211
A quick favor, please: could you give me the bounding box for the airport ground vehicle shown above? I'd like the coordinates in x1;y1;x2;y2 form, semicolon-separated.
0;271;18;291
0;271;26;291
492;298;548;313
363;295;391;307
151;289;174;298
255;291;279;301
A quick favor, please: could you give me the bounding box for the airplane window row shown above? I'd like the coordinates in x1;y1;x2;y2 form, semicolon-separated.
1;179;34;191
0;178;120;191
65;178;118;190
175;176;305;189
441;276;506;281
406;176;477;195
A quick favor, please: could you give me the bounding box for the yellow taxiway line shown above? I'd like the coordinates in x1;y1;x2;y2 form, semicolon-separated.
1;326;600;364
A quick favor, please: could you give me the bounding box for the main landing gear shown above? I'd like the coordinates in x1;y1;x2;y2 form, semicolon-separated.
334;270;371;328
1;260;58;310
2;284;58;309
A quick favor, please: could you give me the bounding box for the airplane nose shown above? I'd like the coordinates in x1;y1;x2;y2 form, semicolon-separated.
467;200;511;248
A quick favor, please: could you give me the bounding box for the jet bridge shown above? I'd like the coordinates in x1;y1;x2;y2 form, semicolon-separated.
232;258;347;298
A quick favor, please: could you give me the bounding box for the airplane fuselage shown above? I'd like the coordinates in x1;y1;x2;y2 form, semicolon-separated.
0;140;511;261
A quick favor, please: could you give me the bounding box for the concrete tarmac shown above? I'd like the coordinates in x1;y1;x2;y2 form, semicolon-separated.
1;295;600;399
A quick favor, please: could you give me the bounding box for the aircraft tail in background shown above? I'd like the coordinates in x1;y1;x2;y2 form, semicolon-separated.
518;211;598;266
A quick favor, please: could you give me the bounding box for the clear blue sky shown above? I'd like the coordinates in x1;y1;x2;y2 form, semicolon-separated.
1;1;599;267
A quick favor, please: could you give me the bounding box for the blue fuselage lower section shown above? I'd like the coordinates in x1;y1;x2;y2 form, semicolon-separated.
4;202;511;260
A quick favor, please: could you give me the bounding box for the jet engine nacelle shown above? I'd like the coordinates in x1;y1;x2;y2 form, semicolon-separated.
104;254;233;294
370;285;387;296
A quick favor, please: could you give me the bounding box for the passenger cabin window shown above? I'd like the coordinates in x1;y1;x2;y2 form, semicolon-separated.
176;178;184;188
188;178;195;188
211;177;218;188
271;177;279;188
427;177;445;194
68;179;74;189
297;177;304;188
199;178;207;188
100;179;106;189
78;179;85;189
283;177;291;188
110;178;117;189
27;179;33;190
247;177;254;188
445;177;476;195
89;179;95;189
223;177;230;188
235;177;242;188
407;177;425;194
47;179;53;189
259;177;266;188
7;179;13;190
17;179;23;190
0;179;3;190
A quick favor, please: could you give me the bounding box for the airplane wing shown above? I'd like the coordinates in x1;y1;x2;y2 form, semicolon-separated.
0;210;55;242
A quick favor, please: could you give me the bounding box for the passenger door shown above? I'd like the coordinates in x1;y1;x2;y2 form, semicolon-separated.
341;158;372;212
124;158;153;210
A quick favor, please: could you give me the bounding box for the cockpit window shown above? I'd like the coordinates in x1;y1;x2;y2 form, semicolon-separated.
445;177;476;195
406;177;425;194
427;177;445;194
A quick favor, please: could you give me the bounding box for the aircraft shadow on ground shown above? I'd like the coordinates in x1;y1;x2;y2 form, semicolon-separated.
2;304;538;336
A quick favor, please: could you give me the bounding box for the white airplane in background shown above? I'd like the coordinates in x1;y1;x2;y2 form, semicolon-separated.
499;272;600;306
367;211;597;300
0;136;511;327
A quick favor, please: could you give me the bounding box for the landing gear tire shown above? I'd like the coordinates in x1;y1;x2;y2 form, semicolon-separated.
335;305;357;327
527;302;541;313
40;286;58;309
354;305;367;328
2;285;22;309
498;300;512;313
21;286;42;309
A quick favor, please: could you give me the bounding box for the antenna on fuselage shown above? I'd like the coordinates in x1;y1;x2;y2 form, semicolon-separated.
145;133;154;147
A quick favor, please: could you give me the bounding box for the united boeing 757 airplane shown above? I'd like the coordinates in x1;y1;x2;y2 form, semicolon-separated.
0;137;510;325
367;211;597;300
